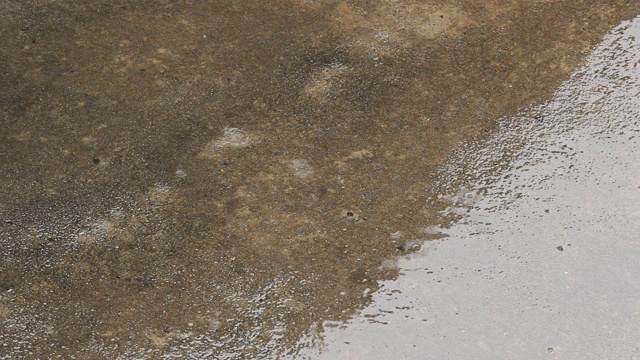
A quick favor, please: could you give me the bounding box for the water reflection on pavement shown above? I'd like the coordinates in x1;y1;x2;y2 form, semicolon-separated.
301;16;640;360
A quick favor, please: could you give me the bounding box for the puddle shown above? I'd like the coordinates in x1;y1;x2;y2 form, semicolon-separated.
300;16;640;360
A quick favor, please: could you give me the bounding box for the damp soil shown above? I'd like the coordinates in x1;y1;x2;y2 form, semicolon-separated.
1;1;640;358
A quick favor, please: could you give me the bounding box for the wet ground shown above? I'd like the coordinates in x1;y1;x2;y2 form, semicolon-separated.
301;17;640;359
1;1;640;358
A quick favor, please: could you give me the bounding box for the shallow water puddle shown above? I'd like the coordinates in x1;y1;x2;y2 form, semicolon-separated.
298;16;640;360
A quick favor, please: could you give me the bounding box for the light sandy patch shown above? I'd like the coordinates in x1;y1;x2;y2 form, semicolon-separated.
199;127;253;158
0;303;11;318
145;330;176;347
76;230;98;244
335;149;374;168
148;183;172;203
76;219;117;244
304;64;349;102
289;159;314;178
329;1;471;54
346;149;374;160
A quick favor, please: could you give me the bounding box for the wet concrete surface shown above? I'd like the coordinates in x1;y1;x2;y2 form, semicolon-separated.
302;17;640;359
2;1;640;358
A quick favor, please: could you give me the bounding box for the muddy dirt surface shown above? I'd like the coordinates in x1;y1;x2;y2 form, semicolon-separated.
1;1;640;358
303;17;640;359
